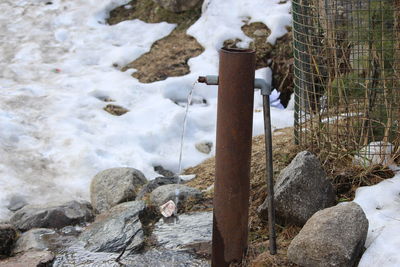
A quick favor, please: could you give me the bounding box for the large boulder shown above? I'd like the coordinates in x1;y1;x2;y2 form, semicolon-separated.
10;201;94;231
258;151;336;225
136;176;183;200
79;201;145;253
152;0;202;12
150;184;202;208
287;202;368;267
0;224;18;258
153;211;212;256
13;228;57;254
90;167;147;213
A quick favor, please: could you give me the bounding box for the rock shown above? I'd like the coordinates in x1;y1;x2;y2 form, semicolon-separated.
258;151;336;225
0;224;18;258
195;142;213;154
153;212;212;256
136;176;183;200
353;141;394;167
287;202;368;267
151;0;202;12
79;201;145;253
122;249;210;266
10;201;94;231
253;29;268;37
150;184;202;208
154;165;176;177
7;195;28;212
13;229;57;254
0;251;54;267
90;167;147;213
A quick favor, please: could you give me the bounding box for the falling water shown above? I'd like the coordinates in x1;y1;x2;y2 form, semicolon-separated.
174;81;197;216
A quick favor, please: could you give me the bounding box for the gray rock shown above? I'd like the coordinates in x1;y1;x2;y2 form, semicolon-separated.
195;142;213;154
13;228;57;254
0;224;18;257
152;0;202;12
90;167;147;213
258;151;336;225
124;249;210;266
287;202;368;267
79;201;145;253
136;176;183;200
150;184;202;208
0;251;54;267
153;212;212;256
7;195;28;212
154;165;176;177
10;201;94;231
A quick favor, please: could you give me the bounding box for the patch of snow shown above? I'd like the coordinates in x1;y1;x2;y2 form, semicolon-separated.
354;173;400;266
0;0;293;219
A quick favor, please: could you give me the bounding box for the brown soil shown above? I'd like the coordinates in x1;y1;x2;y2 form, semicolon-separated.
108;0;204;83
103;104;129;116
124;31;203;83
224;23;294;107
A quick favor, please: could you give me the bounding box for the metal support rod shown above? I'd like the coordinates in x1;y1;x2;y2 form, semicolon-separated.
212;48;255;267
262;94;277;255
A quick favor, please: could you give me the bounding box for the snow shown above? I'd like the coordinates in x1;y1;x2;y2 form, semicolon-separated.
0;0;293;220
354;173;400;266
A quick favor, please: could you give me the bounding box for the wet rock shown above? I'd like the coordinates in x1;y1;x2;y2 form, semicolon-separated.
123;249;210;266
152;0;202;12
79;201;145;253
136;176;183;200
258;151;336;225
7;194;28;212
0;251;54;267
90;167;147;213
195;142;213;154
10;201;94;231
154;165;176;177
153;212;212;256
13;228;57;254
150;184;202;208
288;202;368;267
0;224;18;258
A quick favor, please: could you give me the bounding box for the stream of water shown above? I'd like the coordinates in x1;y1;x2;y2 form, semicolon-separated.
174;81;197;215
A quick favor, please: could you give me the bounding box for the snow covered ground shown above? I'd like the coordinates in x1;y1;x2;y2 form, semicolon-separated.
1;0;399;266
0;0;293;220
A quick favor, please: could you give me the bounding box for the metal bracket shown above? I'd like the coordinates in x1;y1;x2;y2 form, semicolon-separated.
198;75;272;96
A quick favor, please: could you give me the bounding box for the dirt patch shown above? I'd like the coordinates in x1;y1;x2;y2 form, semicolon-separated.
103;104;129;116
124;31;203;83
224;23;294;107
108;0;204;83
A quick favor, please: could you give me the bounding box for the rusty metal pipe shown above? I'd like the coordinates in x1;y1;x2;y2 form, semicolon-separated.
212;47;256;267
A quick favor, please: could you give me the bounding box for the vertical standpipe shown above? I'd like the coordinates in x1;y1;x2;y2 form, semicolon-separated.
212;48;256;266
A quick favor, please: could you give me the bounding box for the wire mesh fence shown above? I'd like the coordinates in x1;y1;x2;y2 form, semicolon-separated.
293;0;400;166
